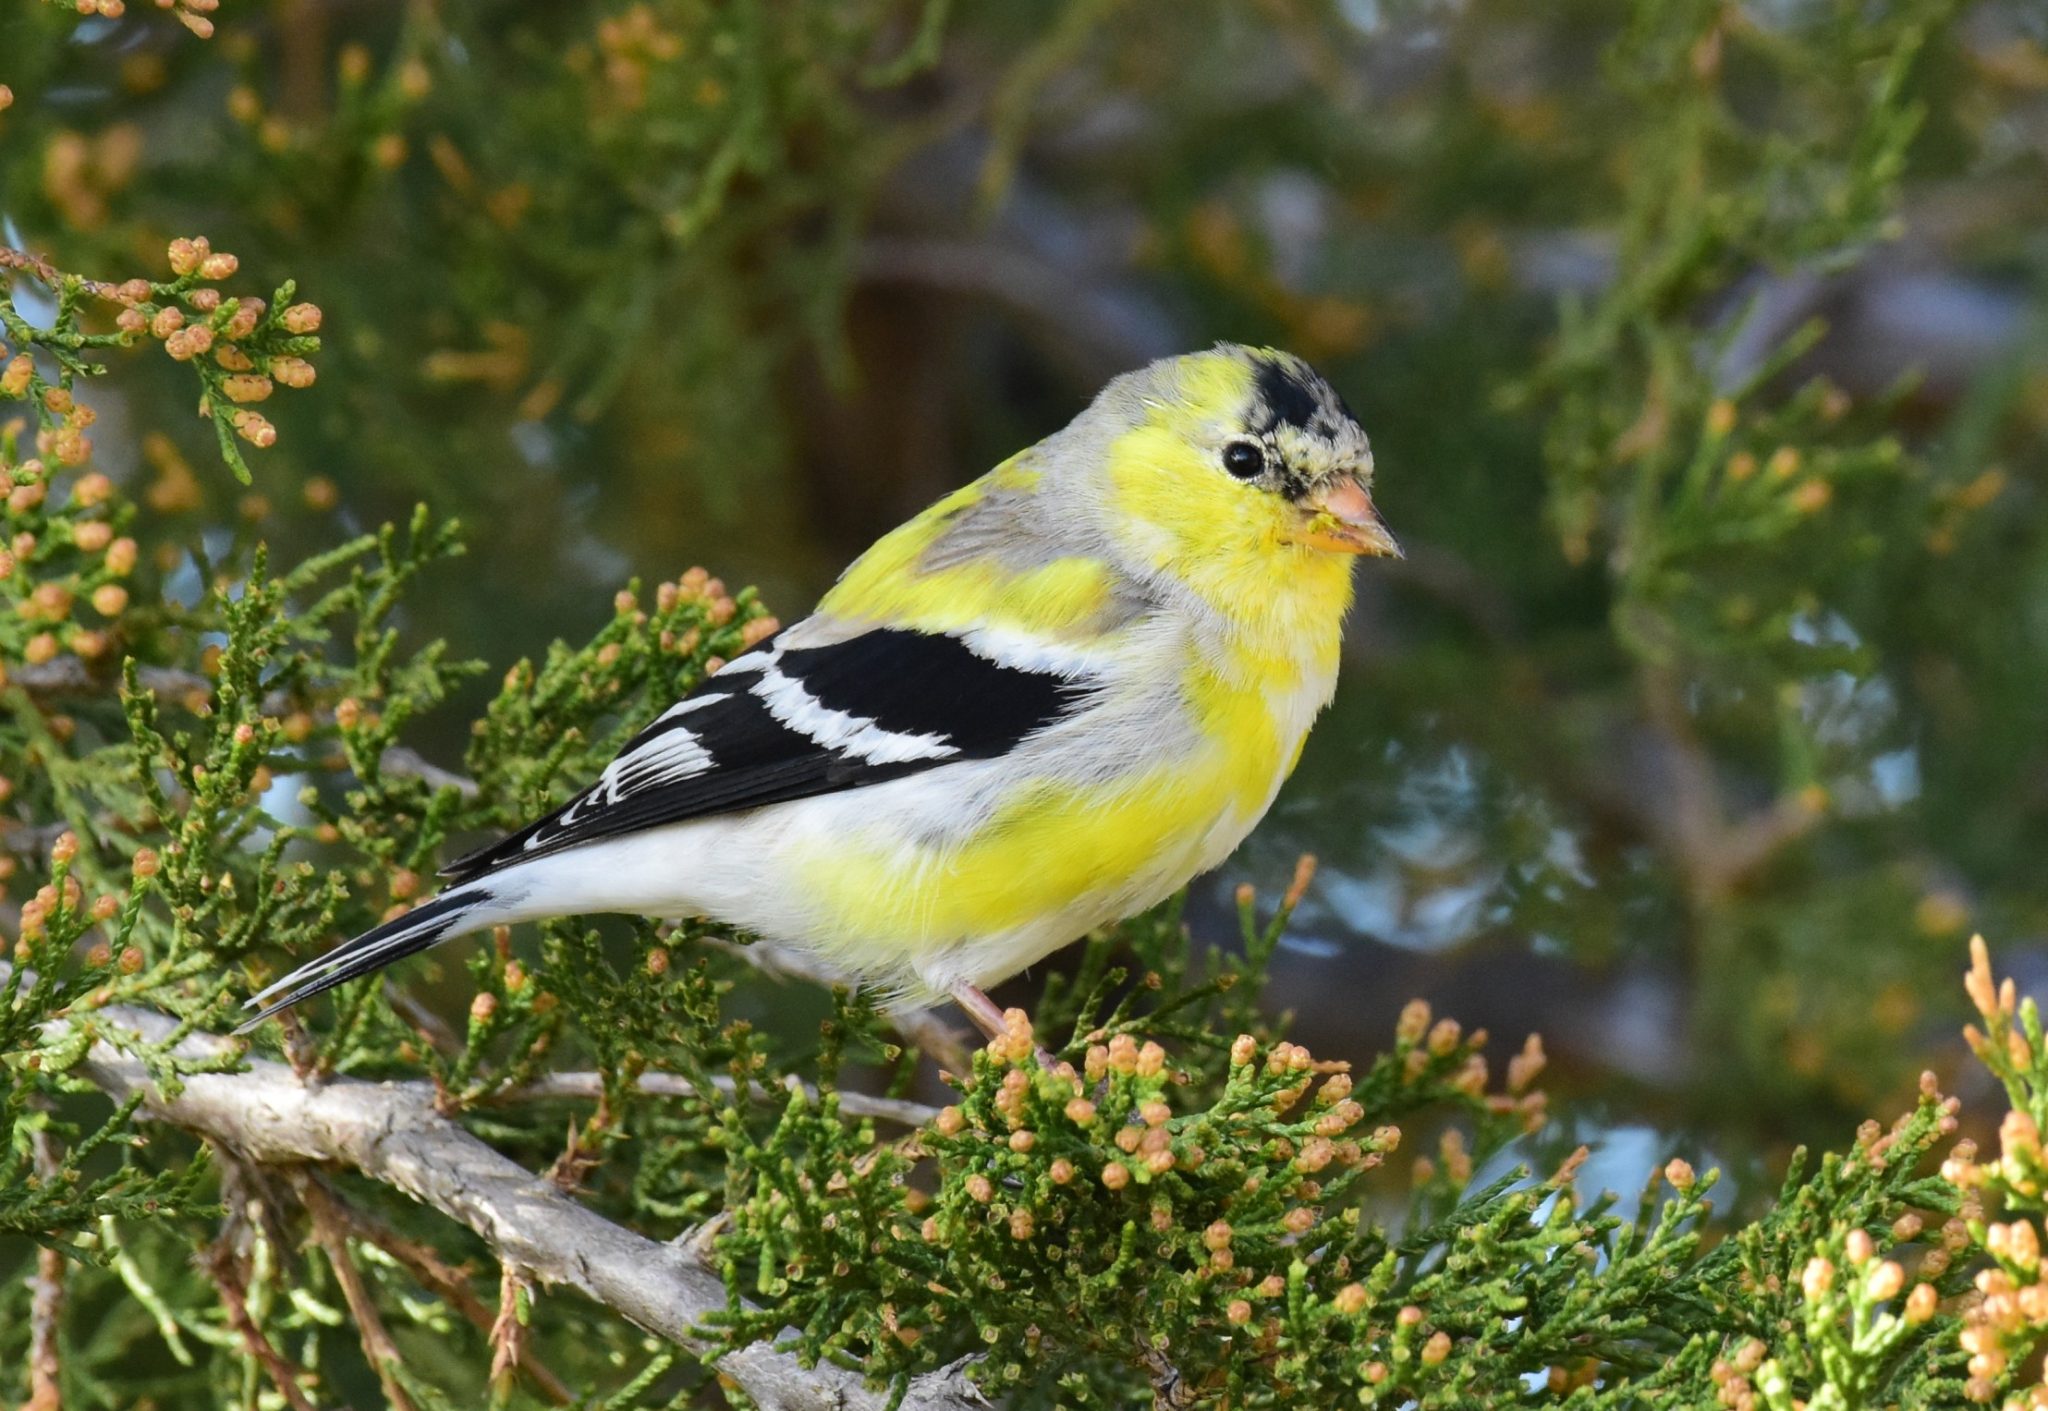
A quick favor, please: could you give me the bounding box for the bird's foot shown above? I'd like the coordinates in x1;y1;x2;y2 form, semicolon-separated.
950;984;1061;1072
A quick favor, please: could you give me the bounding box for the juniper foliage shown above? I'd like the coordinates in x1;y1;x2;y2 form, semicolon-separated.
4;0;2048;1408
0;246;2034;1408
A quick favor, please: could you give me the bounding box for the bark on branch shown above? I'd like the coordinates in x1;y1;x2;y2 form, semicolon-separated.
10;969;986;1411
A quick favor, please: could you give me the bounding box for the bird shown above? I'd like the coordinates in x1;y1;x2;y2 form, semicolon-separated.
237;344;1398;1045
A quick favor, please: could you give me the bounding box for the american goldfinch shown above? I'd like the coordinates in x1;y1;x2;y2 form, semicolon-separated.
240;345;1397;1040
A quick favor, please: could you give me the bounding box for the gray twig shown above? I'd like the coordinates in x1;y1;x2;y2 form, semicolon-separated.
23;1125;65;1411
501;1069;939;1128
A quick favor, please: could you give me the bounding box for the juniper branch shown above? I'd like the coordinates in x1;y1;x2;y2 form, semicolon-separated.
4;964;986;1411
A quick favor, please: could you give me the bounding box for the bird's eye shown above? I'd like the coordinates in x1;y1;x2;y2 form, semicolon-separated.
1221;440;1266;480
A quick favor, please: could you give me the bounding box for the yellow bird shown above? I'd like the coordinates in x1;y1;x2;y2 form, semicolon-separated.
241;345;1398;1042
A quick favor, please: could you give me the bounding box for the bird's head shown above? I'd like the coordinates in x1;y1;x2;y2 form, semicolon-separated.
1066;344;1396;611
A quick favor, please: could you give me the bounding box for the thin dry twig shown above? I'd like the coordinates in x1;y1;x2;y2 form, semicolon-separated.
490;1265;533;1399
1139;1337;1201;1411
297;1174;422;1411
544;1109;606;1195
1638;668;1824;902
316;1177;574;1406
22;1127;65;1411
201;1240;322;1411
0;244;127;300
502;1069;939;1128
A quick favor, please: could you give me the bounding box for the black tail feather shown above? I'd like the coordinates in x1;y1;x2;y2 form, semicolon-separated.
235;886;493;1034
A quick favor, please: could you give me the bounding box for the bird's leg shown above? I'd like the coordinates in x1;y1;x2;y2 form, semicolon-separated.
950;983;1011;1045
950;984;1061;1072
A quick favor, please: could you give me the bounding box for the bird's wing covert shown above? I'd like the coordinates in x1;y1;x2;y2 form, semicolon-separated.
440;627;1093;882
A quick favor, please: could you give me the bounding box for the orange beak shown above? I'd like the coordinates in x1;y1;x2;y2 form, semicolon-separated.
1294;475;1400;558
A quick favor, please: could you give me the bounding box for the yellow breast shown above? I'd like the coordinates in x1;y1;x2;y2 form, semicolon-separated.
795;631;1340;963
795;394;1357;962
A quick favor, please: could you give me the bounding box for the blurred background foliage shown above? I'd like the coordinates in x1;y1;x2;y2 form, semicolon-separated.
3;0;2047;1207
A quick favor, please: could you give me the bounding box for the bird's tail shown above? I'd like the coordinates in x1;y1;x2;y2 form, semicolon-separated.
235;879;508;1034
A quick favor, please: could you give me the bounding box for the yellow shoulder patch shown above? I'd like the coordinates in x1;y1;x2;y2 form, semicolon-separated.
820;457;1120;641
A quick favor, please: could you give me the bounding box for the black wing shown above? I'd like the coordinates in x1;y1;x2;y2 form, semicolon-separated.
440;628;1091;883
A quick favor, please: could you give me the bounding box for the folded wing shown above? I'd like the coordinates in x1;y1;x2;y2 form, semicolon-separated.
440;625;1094;884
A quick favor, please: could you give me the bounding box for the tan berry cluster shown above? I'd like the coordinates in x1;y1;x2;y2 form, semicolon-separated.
933;1026;1400;1302
13;867;83;951
638;565;780;660
1963;933;2026;1067
1755;1233;1941;1407
1506;1032;1547;1093
1706;1336;1770;1410
1956;1241;2048;1400
592;4;687;112
1945;922;2048;1411
1703;397;1843;516
2;431;140;668
1957;937;2046;1200
1411;1128;1472;1189
983;1005;1037;1067
151;0;221;40
1948;1115;2045;1201
0;359;99;469
1932;1070;2048;1411
1926;467;2009;557
11;834;124;954
90;239;322;452
1393;997;1548;1133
